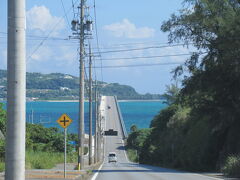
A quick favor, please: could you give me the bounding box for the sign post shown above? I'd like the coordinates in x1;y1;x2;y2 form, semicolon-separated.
57;114;73;179
64;128;67;178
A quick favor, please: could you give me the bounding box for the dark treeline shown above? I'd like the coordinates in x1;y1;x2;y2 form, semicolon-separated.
127;0;240;177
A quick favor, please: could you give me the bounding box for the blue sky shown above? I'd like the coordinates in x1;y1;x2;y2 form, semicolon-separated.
0;0;190;94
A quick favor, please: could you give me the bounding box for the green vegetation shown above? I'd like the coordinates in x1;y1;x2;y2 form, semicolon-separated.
26;124;77;152
222;155;240;177
126;149;138;163
0;162;4;172
126;0;240;176
0;70;162;100
0;104;79;171
0;103;6;135
26;151;77;169
126;126;151;163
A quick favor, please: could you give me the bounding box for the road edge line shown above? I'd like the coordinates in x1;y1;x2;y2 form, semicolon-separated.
192;173;223;180
91;163;104;180
122;140;130;163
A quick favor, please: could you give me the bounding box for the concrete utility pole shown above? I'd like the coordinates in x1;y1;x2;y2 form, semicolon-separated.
97;94;101;162
6;0;26;179
94;81;98;163
88;44;93;165
78;0;85;170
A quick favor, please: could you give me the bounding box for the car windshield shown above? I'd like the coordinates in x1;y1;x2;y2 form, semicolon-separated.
109;153;116;157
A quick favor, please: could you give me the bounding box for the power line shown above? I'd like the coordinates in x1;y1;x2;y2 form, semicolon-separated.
95;53;195;61
0;31;192;51
0;31;69;41
60;0;71;28
94;41;189;48
93;44;187;54
93;0;103;82
27;0;79;62
86;62;183;69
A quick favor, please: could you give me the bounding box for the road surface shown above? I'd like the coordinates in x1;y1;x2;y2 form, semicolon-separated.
93;96;223;180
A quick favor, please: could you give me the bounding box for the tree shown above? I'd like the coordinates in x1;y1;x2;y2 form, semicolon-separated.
138;0;240;171
130;124;138;132
161;0;240;136
162;83;180;105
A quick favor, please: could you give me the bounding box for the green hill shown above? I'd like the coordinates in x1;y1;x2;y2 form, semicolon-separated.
0;69;162;100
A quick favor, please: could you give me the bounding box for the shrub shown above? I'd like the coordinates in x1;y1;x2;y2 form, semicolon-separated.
222;155;240;177
0;162;4;172
0;140;5;161
127;149;138;162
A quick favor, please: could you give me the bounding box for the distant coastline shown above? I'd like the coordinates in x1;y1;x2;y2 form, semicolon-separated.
41;99;163;102
118;99;163;102
1;99;164;103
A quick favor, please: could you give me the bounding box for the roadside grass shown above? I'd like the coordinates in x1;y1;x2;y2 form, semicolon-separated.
126;148;138;163
222;155;240;177
0;151;78;171
0;162;4;172
26;151;78;169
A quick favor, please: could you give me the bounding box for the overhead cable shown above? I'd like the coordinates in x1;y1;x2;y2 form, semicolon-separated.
93;44;187;54
60;0;71;28
95;53;195;61
27;0;79;62
93;0;103;82
86;62;183;69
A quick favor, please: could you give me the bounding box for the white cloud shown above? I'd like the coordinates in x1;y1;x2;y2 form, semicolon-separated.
103;19;155;39
26;6;65;32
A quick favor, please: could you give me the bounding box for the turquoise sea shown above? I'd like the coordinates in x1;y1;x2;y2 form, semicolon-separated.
119;101;167;131
2;101;167;134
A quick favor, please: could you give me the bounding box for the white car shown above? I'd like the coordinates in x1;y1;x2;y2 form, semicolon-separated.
108;152;117;163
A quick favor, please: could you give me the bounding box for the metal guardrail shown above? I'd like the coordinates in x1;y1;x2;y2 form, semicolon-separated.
114;96;128;139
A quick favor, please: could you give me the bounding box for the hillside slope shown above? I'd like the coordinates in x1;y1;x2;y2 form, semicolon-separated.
0;70;162;100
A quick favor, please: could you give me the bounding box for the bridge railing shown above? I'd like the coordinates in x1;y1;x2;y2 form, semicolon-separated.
114;96;128;139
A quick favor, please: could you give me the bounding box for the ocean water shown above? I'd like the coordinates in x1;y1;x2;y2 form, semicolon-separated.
119;101;167;132
2;101;167;134
25;101;95;134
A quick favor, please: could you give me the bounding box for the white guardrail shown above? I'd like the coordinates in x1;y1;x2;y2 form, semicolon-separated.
114;96;128;139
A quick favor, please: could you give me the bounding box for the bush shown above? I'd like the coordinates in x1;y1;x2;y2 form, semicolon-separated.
127;149;138;162
0;162;4;172
127;128;151;150
26;124;77;152
0;140;5;161
222;155;240;177
0;103;6;135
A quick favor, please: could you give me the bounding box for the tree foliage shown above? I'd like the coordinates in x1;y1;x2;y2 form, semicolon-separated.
0;103;6;136
162;83;180;105
26;124;77;152
128;0;240;172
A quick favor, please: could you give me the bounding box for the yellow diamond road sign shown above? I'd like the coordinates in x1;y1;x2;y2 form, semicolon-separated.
57;114;72;128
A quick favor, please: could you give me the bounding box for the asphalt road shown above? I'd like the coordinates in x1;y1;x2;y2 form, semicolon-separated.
93;96;223;180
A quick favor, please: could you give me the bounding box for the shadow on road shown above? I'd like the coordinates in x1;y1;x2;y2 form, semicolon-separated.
116;145;125;150
93;162;184;174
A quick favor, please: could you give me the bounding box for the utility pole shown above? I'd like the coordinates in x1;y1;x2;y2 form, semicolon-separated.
88;44;93;165
6;0;26;179
97;94;101;162
94;81;98;163
71;0;93;169
79;0;85;170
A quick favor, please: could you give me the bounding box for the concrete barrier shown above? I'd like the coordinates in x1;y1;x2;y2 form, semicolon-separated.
114;96;128;139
